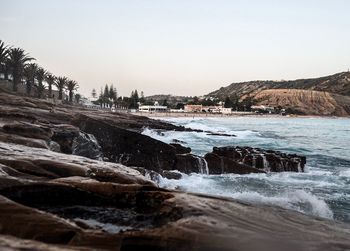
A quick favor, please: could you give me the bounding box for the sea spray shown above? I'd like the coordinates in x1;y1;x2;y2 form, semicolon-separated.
144;117;350;222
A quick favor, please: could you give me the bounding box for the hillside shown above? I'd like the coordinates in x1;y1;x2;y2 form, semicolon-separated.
251;89;350;116
208;71;350;99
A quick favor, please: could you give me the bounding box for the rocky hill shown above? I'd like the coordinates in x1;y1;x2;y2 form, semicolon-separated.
251;89;350;116
208;71;350;98
207;71;350;116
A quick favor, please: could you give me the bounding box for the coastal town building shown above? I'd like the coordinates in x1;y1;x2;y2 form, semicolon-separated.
220;107;232;114
184;104;202;112
202;106;222;113
139;103;168;112
251;105;275;113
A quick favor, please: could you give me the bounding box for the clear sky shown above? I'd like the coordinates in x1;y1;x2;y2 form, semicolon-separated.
1;0;350;97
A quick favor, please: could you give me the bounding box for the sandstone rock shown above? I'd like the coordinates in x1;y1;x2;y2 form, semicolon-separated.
0;142;154;186
0;130;49;149
3;122;53;140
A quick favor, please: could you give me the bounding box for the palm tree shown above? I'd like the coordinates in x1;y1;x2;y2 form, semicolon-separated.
55;76;67;100
67;79;79;103
7;48;34;92
35;67;46;98
0;40;9;80
23;63;38;96
45;72;56;98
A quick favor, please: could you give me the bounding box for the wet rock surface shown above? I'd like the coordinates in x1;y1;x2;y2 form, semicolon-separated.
205;152;266;174
211;146;306;172
0;92;348;251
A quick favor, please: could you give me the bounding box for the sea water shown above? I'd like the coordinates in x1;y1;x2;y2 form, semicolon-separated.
142;116;350;223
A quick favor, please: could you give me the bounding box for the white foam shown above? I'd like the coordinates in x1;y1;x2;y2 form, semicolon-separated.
339;169;350;177
158;174;334;220
230;190;334;219
74;218;132;233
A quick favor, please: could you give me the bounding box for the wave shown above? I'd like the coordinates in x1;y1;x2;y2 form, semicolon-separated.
158;174;334;220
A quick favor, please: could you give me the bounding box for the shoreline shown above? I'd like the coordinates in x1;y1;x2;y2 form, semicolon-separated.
133;111;348;119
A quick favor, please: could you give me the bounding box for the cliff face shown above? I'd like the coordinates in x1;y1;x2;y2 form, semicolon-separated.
207;72;350;116
252;89;350;116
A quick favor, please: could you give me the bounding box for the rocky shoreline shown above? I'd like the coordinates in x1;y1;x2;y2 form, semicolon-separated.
0;92;349;250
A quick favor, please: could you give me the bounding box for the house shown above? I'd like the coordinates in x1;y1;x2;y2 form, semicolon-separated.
251;105;275;113
202;106;221;113
184;105;202;113
139;102;168;112
220;107;232;114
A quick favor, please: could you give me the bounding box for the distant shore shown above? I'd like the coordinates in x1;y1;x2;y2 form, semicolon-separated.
133;112;348;119
135;111;285;118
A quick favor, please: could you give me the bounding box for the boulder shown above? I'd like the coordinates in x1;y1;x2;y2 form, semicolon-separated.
72;114;178;173
162;170;182;180
50;124;80;154
72;132;103;160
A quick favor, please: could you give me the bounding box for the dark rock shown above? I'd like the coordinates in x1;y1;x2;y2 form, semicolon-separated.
72;132;102;160
51;124;80;154
212;146;306;172
204;152;265;174
206;132;236;137
162;170;182;180
172;139;186;144
48;140;61;152
173;154;209;174
72;114;178;173
169;143;191;154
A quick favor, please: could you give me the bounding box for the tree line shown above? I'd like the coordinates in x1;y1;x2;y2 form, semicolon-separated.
0;39;80;103
177;95;257;111
91;85;145;109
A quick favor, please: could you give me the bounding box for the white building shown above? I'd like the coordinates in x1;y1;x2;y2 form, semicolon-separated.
220;107;232;114
139;104;168;112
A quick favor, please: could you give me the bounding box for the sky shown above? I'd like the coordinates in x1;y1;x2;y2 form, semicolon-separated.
1;0;350;97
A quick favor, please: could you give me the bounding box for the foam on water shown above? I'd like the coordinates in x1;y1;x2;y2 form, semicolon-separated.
147;117;350;222
73;218;132;233
158;174;334;219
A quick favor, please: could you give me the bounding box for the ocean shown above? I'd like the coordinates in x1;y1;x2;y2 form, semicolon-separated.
142;116;350;223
